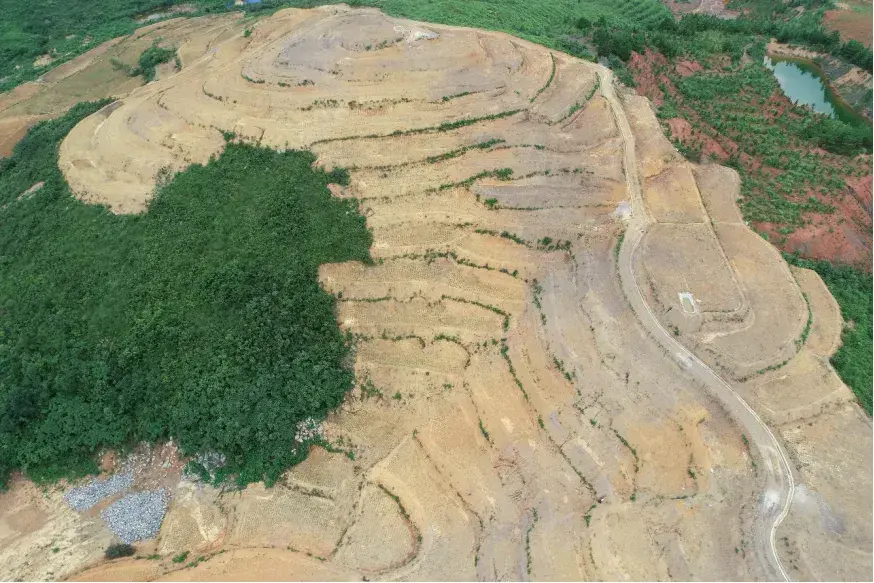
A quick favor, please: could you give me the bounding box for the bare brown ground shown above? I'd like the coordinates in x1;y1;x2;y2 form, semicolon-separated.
824;0;873;47
662;0;739;19
0;5;869;582
629;95;871;579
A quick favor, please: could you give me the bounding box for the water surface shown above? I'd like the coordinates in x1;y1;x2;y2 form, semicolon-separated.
764;55;867;125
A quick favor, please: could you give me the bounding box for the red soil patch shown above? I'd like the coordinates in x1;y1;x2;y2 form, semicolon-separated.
675;60;703;77
758;165;872;268
629;48;873;269
629;50;670;106
758;214;871;267
665;117;730;159
0;116;50;158
755;172;872;266
99;451;117;473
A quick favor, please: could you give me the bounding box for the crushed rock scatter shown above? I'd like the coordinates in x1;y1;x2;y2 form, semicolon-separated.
100;488;169;543
64;467;133;511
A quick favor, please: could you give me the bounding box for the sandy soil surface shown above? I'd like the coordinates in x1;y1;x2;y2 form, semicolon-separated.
0;6;869;582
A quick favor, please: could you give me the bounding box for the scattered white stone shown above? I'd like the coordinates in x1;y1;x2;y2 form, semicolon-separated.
611;201;633;220
295;417;323;442
64;467;134;511
408;29;440;42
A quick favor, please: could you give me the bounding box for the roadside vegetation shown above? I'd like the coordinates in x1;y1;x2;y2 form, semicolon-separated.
0;101;372;488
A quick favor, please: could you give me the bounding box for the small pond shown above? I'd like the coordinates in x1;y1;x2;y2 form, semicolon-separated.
764;55;868;126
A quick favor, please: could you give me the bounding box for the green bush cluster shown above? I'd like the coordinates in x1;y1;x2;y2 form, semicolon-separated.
0;102;372;488
136;42;178;81
105;544;136;560
112;42;178;82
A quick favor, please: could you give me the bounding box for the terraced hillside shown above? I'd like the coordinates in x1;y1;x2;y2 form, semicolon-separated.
0;6;870;582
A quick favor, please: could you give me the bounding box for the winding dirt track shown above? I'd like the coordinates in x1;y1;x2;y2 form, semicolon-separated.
599;69;794;582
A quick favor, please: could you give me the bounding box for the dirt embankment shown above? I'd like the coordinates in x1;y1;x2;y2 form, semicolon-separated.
0;14;243;158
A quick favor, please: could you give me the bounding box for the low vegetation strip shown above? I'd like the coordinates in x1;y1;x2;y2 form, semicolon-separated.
0;102;372;487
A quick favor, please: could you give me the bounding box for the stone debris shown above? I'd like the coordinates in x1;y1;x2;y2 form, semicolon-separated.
294;417;323;442
64;467;133;511
100;489;169;543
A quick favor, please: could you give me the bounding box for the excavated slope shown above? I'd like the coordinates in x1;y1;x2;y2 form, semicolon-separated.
0;5;869;582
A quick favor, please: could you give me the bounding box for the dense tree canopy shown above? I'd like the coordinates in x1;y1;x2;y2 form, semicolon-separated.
0;102;371;487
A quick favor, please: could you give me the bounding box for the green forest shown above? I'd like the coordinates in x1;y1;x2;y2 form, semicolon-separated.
0;102;371;487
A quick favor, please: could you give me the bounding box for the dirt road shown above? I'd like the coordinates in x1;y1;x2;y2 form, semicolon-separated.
600;68;795;582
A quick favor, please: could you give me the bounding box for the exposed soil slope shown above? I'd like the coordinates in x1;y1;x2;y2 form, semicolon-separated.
0;6;869;582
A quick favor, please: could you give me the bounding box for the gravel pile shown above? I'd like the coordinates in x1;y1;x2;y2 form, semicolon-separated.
100;488;169;543
64;467;134;511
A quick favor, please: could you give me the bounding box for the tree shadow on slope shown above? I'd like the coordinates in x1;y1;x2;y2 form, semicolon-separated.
0;101;372;488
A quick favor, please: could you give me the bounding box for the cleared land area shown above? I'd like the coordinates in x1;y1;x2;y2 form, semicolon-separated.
0;0;869;409
0;5;870;582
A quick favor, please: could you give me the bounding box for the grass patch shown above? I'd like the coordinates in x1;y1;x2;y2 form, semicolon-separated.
136;42;177;81
614;228;626;263
0;101;372;488
424;139;505;164
313;110;522;146
479;418;491;442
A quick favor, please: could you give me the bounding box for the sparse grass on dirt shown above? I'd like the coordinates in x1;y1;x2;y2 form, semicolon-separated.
0;0;164;90
0;102;372;488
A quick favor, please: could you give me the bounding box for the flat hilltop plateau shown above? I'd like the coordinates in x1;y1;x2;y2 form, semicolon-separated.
0;5;870;582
